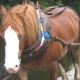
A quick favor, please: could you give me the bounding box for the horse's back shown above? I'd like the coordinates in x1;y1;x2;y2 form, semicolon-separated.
45;7;79;43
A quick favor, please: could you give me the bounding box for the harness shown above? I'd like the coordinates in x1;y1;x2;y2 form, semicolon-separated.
21;2;51;61
21;3;80;61
21;11;51;61
44;5;69;16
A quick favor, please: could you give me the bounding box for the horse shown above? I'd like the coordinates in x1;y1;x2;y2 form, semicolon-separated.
0;2;80;80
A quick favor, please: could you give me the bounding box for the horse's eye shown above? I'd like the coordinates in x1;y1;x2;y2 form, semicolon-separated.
18;35;27;40
18;35;22;40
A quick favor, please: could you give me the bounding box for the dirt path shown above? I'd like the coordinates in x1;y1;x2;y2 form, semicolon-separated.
57;67;74;80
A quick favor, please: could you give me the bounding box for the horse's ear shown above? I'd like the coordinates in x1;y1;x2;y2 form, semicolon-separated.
22;1;28;6
0;5;7;17
22;1;28;14
23;6;28;14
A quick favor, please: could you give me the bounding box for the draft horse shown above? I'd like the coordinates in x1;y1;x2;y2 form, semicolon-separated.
0;2;80;80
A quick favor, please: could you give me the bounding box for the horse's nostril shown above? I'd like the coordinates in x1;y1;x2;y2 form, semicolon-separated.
15;65;18;68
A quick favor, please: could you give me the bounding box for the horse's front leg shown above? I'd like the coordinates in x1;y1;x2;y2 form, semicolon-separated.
48;61;58;80
58;58;68;80
17;67;29;80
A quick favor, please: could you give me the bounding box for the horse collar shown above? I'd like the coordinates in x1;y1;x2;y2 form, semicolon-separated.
21;10;51;61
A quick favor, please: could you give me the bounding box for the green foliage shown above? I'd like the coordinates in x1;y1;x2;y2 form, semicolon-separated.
0;0;80;15
39;0;50;9
68;1;80;15
55;0;63;6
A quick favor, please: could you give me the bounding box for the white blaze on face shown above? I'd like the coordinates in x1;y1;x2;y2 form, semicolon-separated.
4;26;20;73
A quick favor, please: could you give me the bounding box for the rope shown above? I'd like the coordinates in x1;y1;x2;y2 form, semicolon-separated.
51;36;80;47
0;63;13;80
3;75;13;80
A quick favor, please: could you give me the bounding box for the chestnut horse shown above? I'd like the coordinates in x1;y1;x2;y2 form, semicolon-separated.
0;3;80;80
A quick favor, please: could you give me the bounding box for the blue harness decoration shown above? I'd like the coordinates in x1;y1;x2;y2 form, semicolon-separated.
21;1;51;61
36;1;51;46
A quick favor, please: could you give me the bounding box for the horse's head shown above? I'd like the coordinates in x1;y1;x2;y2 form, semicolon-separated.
0;6;23;74
0;4;38;74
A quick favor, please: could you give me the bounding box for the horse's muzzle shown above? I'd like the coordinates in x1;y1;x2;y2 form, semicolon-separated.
4;64;20;74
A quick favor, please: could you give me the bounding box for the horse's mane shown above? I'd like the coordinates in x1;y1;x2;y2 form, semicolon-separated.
1;4;39;46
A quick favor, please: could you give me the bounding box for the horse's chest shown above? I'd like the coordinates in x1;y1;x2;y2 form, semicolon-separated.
45;41;68;60
22;41;69;69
